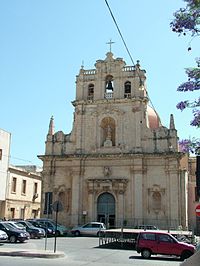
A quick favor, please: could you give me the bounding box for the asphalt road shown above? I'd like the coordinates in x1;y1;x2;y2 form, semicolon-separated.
0;237;182;266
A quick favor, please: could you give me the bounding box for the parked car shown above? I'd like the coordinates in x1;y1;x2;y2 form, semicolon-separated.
26;219;55;237
15;220;45;239
2;221;30;239
0;229;8;242
71;222;106;237
0;222;29;243
136;231;195;260
34;218;68;236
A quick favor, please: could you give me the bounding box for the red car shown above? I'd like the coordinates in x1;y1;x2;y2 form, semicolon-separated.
136;231;195;260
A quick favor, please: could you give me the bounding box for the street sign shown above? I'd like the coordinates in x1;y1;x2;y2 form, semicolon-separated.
195;204;200;217
52;200;63;212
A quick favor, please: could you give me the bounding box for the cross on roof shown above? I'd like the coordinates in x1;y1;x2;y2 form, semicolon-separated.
106;39;115;52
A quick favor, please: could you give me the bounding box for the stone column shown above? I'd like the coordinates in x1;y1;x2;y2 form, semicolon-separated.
71;174;80;225
134;173;143;219
87;181;96;221
117;191;125;226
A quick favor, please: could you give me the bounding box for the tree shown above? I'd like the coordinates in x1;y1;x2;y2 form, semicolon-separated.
170;0;200;154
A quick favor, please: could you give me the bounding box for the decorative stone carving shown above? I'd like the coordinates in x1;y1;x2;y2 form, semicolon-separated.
86;177;128;196
132;106;140;112
103;166;111;177
147;184;165;214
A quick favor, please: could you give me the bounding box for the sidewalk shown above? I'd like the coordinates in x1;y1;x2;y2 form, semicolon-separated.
0;248;65;258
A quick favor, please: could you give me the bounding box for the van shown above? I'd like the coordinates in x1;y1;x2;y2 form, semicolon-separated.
136;231;195;260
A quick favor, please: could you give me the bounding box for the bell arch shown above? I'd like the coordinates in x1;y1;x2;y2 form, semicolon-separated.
97;192;115;227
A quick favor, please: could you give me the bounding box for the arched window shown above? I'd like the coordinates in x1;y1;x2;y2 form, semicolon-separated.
88;84;94;100
105;75;113;99
124;81;131;98
100;117;116;147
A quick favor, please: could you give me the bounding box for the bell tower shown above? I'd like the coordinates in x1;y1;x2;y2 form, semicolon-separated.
71;51;156;155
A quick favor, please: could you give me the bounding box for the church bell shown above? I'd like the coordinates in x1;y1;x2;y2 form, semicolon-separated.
107;80;113;91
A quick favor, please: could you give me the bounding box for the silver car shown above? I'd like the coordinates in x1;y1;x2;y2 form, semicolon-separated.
0;229;8;242
71;222;106;236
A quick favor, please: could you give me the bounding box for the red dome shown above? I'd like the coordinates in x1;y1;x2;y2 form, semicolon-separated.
147;105;161;129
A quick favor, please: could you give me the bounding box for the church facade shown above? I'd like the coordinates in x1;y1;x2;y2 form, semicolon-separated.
39;52;188;229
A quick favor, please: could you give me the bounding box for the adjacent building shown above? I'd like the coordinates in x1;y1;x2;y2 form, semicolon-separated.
0;128;42;220
188;156;200;234
5;165;42;220
0;128;11;218
39;51;189;230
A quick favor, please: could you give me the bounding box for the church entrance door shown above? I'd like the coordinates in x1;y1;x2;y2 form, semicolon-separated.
97;192;115;228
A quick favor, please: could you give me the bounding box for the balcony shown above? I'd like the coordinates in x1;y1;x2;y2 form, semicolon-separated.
104;92;113;99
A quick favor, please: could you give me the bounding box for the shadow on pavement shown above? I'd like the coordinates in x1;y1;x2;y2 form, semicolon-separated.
96;241;134;250
129;255;181;262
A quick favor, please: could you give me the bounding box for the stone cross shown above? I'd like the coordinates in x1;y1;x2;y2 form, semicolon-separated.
106;39;115;52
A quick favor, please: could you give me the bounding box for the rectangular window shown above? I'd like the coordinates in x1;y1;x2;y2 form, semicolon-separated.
44;192;53;214
22;180;27;195
32;209;38;219
10;208;15;219
195;187;200;201
20;208;25;219
11;177;17;193
0;149;2;160
34;182;38;194
141;233;156;241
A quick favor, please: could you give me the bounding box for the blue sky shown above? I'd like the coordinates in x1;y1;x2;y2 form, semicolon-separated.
0;0;199;166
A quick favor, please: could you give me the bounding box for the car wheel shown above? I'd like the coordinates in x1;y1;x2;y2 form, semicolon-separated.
180;250;193;261
141;249;151;259
30;233;35;239
74;230;80;237
10;235;17;243
97;231;104;237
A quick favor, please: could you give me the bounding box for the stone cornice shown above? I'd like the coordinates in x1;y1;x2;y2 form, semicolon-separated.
87;177;128;183
38;152;183;161
72;96;148;107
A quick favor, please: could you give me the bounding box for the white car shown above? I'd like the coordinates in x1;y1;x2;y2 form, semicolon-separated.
71;222;106;237
0;229;8;242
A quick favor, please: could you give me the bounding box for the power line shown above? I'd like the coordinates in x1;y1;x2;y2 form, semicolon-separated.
2;153;36;164
104;0;161;122
104;0;135;67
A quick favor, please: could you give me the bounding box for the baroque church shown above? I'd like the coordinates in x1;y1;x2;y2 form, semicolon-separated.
39;51;188;229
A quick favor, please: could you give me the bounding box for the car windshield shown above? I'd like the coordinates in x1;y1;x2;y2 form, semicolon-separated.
25;221;35;227
169;234;178;243
1;223;16;230
43;220;63;227
18;221;33;227
12;222;24;228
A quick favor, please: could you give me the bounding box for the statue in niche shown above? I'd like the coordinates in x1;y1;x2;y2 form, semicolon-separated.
103;124;113;147
106;125;112;140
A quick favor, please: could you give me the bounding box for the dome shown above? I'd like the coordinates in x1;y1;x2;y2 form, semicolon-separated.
147;105;161;129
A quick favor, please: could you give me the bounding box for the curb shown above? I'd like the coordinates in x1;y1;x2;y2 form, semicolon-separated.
0;249;65;258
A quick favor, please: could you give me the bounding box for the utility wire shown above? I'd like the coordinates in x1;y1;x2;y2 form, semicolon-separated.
1;153;40;166
104;0;161;122
104;0;135;67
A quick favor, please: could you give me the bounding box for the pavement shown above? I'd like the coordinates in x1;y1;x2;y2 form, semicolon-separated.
180;249;200;266
0;248;65;258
